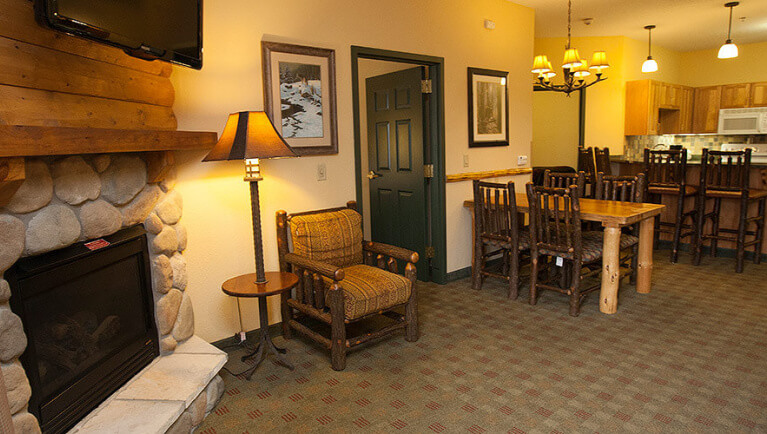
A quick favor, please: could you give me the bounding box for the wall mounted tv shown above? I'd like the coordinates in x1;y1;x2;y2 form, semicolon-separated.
35;0;202;70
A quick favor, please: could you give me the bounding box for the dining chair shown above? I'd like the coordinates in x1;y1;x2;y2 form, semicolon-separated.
471;180;530;299
594;147;612;176
693;148;767;273
643;148;698;263
543;169;587;198
526;183;606;316
595;172;646;283
577;147;597;197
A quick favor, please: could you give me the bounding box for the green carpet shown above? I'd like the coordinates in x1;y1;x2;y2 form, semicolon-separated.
197;253;767;433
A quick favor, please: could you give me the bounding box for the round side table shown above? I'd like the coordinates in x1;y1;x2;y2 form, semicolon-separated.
222;271;298;379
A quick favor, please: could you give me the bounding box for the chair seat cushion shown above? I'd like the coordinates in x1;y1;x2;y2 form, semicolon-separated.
704;188;767;199
648;185;697;196
539;231;637;263
326;264;412;320
481;229;531;251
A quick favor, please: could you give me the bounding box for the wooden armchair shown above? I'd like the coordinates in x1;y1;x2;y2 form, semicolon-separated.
276;201;419;371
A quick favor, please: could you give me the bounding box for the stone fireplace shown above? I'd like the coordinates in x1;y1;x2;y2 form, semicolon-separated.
0;153;225;433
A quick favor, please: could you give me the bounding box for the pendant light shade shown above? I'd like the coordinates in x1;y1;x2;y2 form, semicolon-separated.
562;48;582;69
532;55;551;73
642;58;659;73
573;59;591;79
642;25;658;73
589;51;609;73
718;2;739;59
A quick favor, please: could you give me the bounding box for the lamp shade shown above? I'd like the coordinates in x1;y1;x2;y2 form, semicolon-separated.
589;51;609;70
562;48;582;69
532;55;551;73
203;111;297;162
641;57;658;73
573;59;591;78
718;41;738;59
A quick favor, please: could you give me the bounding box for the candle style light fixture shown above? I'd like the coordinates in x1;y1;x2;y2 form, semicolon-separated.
717;2;739;59
641;25;659;73
531;0;609;95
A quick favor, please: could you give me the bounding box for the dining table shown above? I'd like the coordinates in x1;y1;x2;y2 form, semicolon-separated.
464;194;665;314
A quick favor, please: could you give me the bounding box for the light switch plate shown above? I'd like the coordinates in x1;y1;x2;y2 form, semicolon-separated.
463;154;469;167
484;19;495;30
317;163;327;181
517;155;528;166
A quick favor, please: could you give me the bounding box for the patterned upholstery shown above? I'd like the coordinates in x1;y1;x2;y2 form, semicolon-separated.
289;209;363;267
539;231;638;263
325;264;412;320
482;229;531;251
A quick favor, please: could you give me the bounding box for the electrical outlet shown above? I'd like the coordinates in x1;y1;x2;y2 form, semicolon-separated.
317;163;327;181
463;154;469;168
484;19;495;30
517;155;528;166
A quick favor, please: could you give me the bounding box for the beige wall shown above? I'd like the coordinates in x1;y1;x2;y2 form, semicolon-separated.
533;37;765;158
679;41;767;87
531;90;580;167
171;0;534;342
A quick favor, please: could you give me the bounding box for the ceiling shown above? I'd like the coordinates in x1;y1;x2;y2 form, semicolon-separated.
512;0;767;52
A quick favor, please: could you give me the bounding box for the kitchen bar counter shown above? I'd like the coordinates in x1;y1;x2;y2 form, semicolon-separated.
610;156;767;167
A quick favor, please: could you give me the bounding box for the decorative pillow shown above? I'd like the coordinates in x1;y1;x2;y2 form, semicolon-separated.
289;209;363;267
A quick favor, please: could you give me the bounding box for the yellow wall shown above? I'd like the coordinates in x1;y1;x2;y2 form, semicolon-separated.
679;41;767;87
171;0;534;342
531;90;580;167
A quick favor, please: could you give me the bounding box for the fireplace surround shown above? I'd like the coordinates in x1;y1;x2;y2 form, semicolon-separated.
0;153;224;433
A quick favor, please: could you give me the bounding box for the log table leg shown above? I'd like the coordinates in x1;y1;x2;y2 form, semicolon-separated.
599;225;621;314
636;217;654;294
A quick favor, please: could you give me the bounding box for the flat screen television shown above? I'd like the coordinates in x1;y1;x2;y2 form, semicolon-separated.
35;0;202;70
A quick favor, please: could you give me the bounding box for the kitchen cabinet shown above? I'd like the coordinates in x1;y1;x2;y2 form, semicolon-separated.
692;86;721;133
720;83;751;108
625;80;693;135
750;82;767;107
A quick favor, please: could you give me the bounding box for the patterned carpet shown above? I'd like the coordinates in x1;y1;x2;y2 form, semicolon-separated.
197;253;767;433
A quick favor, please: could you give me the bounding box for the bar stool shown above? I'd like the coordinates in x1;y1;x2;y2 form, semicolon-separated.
643;148;698;263
594;147;612;176
693;148;767;273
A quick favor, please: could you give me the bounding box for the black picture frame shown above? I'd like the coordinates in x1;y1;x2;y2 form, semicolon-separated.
262;41;338;156
468;67;509;148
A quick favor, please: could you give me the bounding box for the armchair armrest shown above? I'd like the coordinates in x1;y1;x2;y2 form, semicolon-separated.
284;253;345;281
363;241;419;264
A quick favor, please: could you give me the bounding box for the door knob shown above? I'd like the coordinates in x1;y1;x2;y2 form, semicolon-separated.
367;170;382;179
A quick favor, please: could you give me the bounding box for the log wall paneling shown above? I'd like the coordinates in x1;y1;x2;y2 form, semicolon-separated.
145;151;176;183
0;0;170;76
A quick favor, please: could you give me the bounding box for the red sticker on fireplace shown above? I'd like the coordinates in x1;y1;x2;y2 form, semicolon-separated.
85;239;111;250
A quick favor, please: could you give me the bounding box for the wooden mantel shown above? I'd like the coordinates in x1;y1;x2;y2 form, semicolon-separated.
0;126;217;158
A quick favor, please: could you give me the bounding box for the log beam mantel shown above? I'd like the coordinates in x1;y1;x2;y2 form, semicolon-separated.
0;126;217;158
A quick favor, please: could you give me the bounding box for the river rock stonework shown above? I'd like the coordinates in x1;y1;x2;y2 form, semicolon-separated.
0;153;205;434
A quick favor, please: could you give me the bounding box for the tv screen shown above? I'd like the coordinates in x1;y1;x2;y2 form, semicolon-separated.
35;0;202;70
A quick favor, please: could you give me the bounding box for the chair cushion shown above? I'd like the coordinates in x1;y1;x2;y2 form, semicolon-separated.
481;229;531;251
290;209;363;267
325;264;412;320
538;231;637;263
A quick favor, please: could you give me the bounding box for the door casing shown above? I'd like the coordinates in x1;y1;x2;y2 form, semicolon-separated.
351;46;447;284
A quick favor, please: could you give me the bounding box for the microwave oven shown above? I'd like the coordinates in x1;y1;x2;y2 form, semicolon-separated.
717;107;767;134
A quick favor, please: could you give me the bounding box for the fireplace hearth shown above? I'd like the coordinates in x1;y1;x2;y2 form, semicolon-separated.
7;226;159;434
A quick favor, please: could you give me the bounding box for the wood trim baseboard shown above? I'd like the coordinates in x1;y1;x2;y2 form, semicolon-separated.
446;168;532;183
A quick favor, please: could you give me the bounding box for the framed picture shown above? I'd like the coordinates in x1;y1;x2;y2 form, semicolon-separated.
468;68;509;148
262;41;338;156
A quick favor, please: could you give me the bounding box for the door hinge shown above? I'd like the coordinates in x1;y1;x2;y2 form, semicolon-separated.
423;164;434;178
425;246;435;259
421;79;432;94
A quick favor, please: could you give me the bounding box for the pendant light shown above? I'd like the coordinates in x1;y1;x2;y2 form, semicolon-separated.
718;2;739;59
641;25;658;73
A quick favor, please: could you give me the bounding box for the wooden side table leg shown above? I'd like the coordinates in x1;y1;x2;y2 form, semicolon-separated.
636;217;654;294
599;225;621;314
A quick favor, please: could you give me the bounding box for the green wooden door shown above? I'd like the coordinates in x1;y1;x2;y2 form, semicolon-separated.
366;67;428;281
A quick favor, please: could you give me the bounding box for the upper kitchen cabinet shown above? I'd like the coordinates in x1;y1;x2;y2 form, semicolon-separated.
625;80;693;135
720;83;751;109
692;86;722;133
750;82;767;108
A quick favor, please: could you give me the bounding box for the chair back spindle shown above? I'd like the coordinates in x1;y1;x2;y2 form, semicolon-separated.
526;183;582;260
595;172;646;203
699;148;751;196
643;148;688;191
594;147;612;176
543;170;587;198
